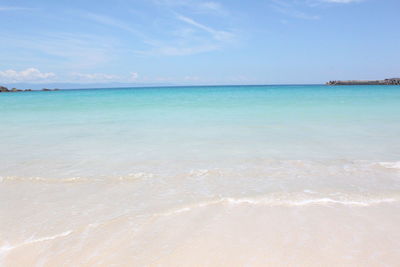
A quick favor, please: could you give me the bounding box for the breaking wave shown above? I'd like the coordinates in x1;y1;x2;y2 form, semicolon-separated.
1;159;399;184
146;193;399;219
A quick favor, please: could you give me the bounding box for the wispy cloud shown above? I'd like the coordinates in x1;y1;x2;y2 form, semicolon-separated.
82;12;223;56
129;2;236;57
136;43;219;56
154;0;228;15
274;6;319;20
199;2;223;11
305;0;364;7
195;1;228;15
176;14;235;41
77;2;235;57
1;32;121;70
271;0;320;20
135;13;235;56
83;12;147;39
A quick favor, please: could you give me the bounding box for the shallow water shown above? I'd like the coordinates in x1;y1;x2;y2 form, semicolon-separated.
1;85;400;266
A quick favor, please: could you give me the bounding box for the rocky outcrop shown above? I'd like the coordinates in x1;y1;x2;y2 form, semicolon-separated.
327;78;400;85
0;86;59;93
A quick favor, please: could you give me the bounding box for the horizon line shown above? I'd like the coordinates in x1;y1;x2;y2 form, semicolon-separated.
1;83;328;91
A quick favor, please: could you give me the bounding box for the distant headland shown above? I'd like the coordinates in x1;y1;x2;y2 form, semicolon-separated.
326;78;400;86
0;86;60;93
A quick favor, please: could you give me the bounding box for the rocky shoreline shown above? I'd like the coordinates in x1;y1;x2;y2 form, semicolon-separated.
0;86;60;92
326;78;400;85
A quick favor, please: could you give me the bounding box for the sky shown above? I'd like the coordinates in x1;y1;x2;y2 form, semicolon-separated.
0;0;399;87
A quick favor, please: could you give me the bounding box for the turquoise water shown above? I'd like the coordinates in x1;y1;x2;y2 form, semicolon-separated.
1;85;400;178
1;85;400;266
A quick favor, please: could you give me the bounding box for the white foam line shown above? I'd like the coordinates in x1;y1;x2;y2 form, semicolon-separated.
284;198;396;207
145;196;398;219
0;230;73;261
378;161;400;170
24;230;73;245
223;197;397;207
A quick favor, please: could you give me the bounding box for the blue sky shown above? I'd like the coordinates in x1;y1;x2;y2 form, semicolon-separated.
1;0;399;86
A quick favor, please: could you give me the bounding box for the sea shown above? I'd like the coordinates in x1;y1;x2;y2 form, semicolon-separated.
1;85;400;266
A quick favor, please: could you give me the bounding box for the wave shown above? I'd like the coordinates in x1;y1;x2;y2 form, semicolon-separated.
378;161;400;170
145;193;399;219
1;159;399;184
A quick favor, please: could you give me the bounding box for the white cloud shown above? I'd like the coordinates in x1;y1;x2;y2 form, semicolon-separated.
130;72;139;81
0;68;56;83
72;72;120;82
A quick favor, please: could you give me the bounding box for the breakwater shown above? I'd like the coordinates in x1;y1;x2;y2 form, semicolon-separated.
327;78;400;85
